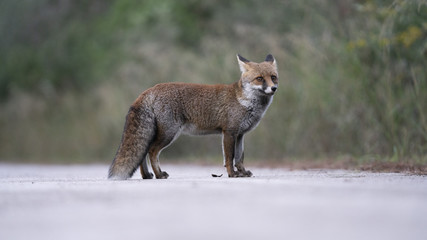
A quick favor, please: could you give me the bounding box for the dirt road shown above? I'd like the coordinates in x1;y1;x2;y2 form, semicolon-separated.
1;164;426;240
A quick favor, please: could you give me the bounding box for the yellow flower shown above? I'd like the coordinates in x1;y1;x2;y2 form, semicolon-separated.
356;39;367;47
397;26;422;48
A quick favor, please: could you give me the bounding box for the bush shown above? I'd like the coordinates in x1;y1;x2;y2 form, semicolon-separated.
0;0;426;163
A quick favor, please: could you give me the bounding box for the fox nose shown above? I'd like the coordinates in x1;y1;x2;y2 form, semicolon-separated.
271;86;277;92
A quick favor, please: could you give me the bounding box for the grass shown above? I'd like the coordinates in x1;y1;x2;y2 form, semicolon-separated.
0;0;426;169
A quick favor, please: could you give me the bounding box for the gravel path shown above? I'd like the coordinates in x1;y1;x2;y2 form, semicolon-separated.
1;164;426;240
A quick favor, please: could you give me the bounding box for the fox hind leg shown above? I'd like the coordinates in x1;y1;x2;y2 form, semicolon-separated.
149;151;169;179
148;130;180;179
139;156;153;179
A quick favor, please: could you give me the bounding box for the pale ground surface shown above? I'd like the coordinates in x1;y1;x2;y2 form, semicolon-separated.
0;163;426;240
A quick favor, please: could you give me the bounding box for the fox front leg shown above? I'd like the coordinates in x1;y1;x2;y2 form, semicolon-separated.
222;132;247;178
234;134;252;177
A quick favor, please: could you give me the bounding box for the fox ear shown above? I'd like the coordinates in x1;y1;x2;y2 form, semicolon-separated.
265;54;277;69
237;54;250;73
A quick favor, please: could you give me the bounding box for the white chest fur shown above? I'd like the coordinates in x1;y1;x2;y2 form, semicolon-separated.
239;95;273;133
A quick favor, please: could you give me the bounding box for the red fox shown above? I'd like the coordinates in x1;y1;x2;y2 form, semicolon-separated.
108;54;278;179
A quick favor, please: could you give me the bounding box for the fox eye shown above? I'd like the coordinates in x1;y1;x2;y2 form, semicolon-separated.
256;77;264;82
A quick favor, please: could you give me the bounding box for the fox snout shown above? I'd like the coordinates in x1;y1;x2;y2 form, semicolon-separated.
264;85;278;95
249;81;278;96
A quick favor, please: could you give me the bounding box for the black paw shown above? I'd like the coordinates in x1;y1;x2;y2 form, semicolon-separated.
235;169;253;177
228;171;251;178
142;172;154;179
242;170;253;177
156;171;169;179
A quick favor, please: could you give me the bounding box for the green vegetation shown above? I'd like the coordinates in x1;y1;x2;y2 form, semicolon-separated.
0;0;426;169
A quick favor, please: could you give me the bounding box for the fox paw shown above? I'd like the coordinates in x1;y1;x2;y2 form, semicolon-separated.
240;170;253;177
156;171;169;179
228;171;252;178
142;172;154;179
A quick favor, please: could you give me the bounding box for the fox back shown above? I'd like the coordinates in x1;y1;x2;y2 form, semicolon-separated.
108;54;278;179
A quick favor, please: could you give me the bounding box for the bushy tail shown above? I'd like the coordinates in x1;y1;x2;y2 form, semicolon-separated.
108;105;156;180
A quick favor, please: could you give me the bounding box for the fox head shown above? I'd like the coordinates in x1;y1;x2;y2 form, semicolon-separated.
237;54;278;96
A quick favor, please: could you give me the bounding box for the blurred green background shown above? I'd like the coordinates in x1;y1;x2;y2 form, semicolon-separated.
0;0;426;166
